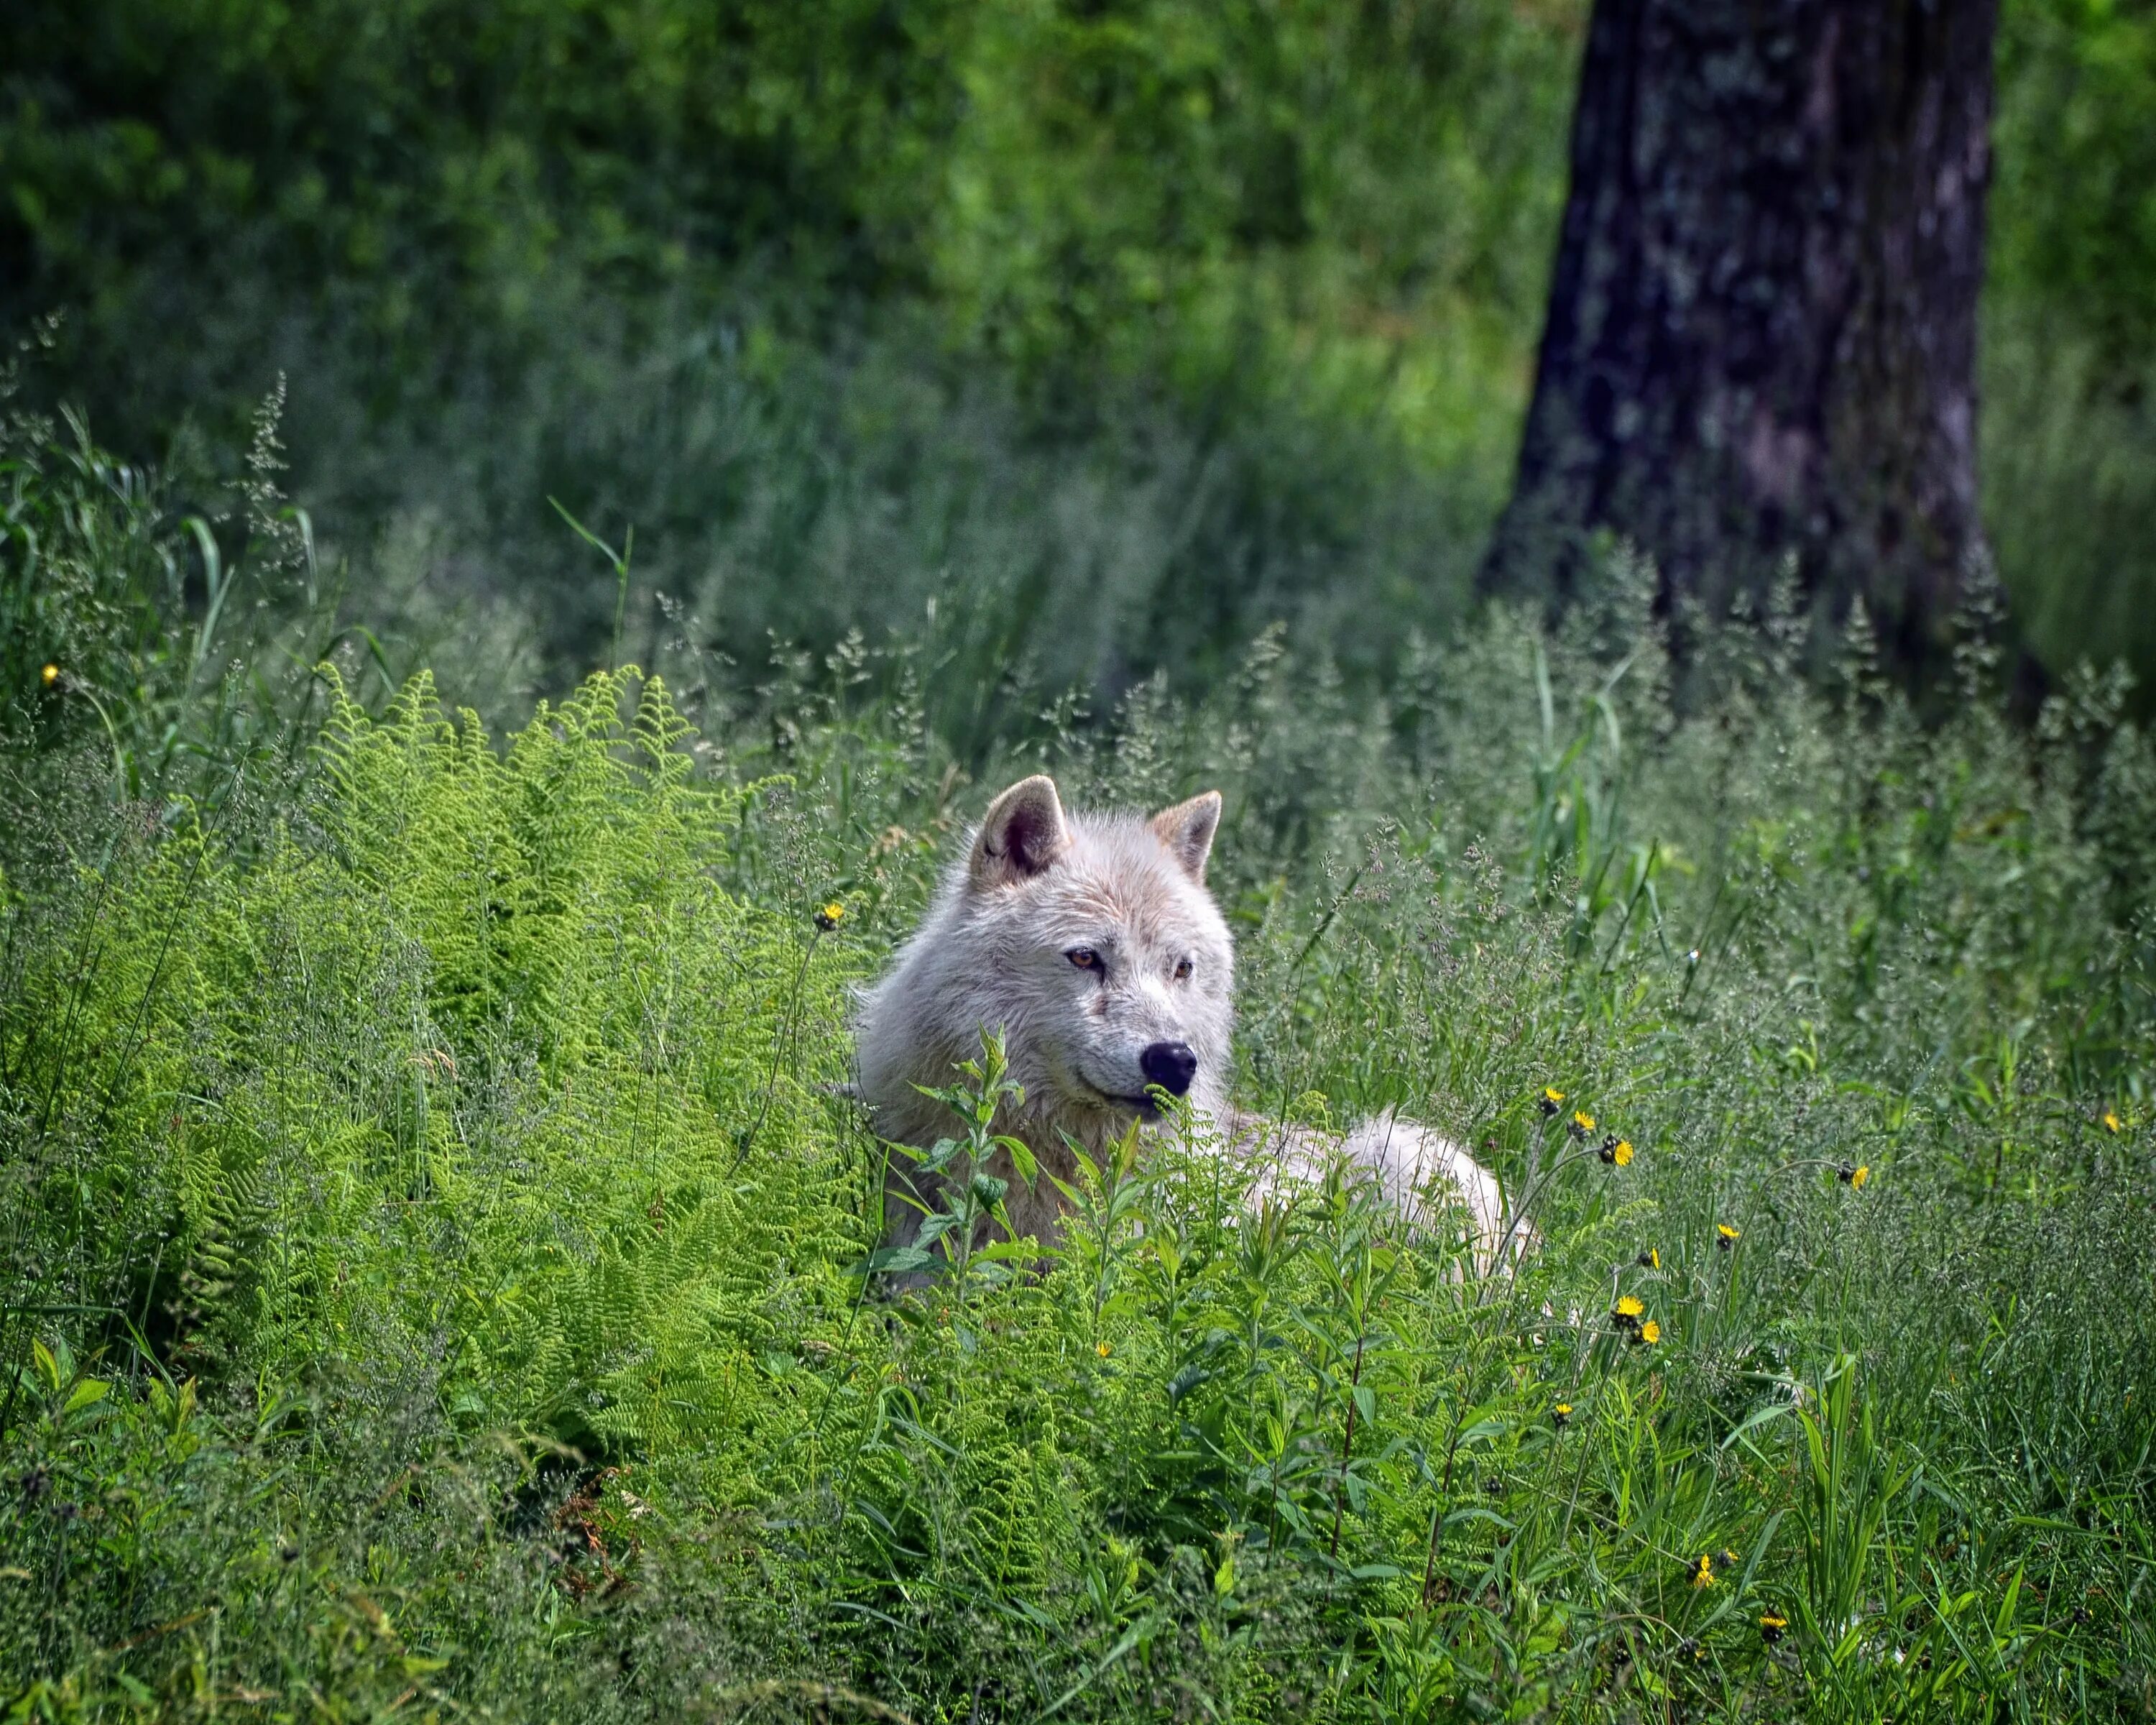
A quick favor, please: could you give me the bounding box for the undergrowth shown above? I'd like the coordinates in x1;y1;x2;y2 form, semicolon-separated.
4;426;2156;1722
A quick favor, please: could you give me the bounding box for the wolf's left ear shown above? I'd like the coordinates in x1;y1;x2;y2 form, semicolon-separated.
1150;790;1222;883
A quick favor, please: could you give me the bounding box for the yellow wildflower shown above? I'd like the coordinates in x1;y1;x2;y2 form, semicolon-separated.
1639;1319;1662;1345
1539;1086;1565;1117
1636;1248;1660;1270
40;663;60;688
1691;1553;1715;1588
1759;1612;1787;1644
1570;1110;1596;1137
1552;1402;1572;1428
1600;1136;1634;1167
1716;1223;1741;1250
2103;1110;2122;1134
1095;1340;1111;1358
813;901;847;931
1614;1294;1644;1322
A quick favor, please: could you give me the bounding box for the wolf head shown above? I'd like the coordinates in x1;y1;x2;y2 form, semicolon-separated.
854;775;1235;1152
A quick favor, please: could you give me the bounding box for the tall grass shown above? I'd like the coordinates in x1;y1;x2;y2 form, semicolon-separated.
4;418;2155;1718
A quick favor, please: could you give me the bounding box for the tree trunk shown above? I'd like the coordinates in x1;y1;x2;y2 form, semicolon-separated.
1482;0;1999;667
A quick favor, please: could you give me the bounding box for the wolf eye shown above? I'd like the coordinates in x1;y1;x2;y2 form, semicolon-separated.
1173;957;1194;983
1066;947;1100;970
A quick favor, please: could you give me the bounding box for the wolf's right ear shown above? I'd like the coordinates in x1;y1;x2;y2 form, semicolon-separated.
970;775;1069;889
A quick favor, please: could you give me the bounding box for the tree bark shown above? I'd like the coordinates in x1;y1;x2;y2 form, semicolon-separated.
1482;0;1999;667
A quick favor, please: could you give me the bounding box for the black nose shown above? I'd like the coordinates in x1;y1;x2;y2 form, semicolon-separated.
1139;1041;1199;1098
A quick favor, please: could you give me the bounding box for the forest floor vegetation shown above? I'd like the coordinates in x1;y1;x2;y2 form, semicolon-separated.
4;390;2155;1724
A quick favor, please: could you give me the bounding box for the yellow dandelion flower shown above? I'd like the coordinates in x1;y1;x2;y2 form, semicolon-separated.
1639;1319;1662;1345
1691;1553;1715;1588
1759;1611;1787;1644
1599;1136;1634;1167
1716;1223;1741;1250
1637;1247;1660;1270
1570;1109;1596;1136
1539;1086;1565;1117
1095;1340;1111;1358
1552;1402;1572;1428
813;901;847;931
40;663;60;688
1614;1294;1644;1322
1848;1164;1869;1190
2103;1110;2122;1134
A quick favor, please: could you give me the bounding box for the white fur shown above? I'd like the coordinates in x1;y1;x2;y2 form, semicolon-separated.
855;776;1521;1271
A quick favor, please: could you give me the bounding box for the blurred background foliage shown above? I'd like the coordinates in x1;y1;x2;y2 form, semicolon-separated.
1;0;2152;712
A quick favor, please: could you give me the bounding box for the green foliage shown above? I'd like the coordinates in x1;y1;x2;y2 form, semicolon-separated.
4;0;1581;699
1974;0;2156;707
1993;0;2156;372
6;533;2156;1716
0;0;958;332
4;25;2156;1700
0;0;1579;413
0;341;292;789
6;666;868;1460
9;0;2156;699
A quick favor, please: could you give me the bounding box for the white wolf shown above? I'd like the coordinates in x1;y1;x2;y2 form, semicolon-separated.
854;775;1519;1271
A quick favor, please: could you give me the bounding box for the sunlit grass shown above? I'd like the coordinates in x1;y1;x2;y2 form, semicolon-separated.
3;415;2154;1722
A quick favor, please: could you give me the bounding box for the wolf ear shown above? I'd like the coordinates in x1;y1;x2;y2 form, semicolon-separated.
970;775;1070;889
1150;790;1222;883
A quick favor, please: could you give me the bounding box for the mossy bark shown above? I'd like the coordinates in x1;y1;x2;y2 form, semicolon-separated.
1483;0;1999;666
